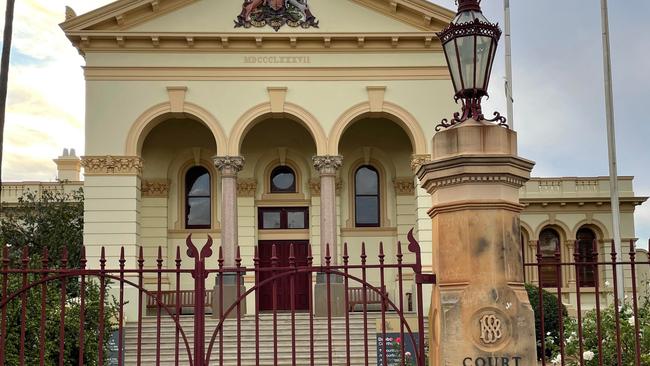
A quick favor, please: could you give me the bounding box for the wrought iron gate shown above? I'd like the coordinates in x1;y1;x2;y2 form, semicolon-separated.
0;229;433;366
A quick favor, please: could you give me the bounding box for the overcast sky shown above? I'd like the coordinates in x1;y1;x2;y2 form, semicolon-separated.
0;0;648;245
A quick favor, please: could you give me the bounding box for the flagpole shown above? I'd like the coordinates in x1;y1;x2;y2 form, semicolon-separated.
600;0;624;304
504;0;514;129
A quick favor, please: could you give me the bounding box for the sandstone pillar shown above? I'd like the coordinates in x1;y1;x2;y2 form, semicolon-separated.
213;156;246;317
417;120;537;366
312;155;345;317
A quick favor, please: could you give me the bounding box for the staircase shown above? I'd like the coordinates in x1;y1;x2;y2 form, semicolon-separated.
124;312;426;365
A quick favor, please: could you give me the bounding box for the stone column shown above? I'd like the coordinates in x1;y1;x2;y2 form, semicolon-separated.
313;155;343;264
213;156;245;267
213;156;246;317
417;119;537;366
312;155;344;317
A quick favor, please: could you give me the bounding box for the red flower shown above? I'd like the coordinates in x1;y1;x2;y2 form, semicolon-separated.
395;337;401;344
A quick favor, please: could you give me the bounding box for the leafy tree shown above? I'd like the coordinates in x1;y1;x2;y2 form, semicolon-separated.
0;188;117;365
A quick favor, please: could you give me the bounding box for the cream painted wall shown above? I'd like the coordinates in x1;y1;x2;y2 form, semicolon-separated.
85;79;455;156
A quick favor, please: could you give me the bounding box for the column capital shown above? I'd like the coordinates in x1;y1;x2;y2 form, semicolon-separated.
313;155;343;175
213;156;245;176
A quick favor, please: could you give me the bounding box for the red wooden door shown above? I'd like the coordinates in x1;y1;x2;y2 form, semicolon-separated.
258;241;310;311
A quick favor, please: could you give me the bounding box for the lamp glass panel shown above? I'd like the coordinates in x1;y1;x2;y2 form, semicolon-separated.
475;35;493;90
444;41;462;93
457;35;476;90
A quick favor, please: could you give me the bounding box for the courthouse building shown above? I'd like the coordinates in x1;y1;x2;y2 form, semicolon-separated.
2;0;647;316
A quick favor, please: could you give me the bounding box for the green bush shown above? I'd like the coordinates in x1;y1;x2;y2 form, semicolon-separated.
546;279;650;365
0;187;118;365
526;283;568;359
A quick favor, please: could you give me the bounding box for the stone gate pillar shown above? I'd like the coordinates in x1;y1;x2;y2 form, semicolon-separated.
417;119;537;366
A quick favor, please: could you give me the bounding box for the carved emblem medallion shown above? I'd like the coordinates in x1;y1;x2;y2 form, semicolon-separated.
235;0;319;32
469;308;511;350
479;314;503;344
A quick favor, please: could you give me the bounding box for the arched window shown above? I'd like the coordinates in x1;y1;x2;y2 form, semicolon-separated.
355;165;380;227
270;166;296;193
185;166;211;229
538;228;561;287
576;228;597;287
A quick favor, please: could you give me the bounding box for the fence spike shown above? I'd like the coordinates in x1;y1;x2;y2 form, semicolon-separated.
325;243;331;267
610;239;617;261
343;242;349;264
81;246;87;269
289;243;296;267
236;246;242;268
157;246;163;268
271;244;278;265
61;247;68;268
253;245;260;266
218;246;224;268
361;242;366;263
176;246;181;265
120;246;126;267
307;244;313;266
22;247;29;268
379;241;385;262
138;246;144;269
100;246;106;269
42;248;49;269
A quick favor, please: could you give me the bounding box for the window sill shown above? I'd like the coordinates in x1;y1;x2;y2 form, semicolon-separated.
340;227;397;237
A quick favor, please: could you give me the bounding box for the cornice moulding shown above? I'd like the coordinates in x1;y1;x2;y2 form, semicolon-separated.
65;32;443;55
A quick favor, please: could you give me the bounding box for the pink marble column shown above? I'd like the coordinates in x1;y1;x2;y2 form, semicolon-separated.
313;155;343;265
213;156;245;268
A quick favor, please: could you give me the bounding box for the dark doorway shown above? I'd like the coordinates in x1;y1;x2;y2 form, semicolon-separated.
258;240;310;311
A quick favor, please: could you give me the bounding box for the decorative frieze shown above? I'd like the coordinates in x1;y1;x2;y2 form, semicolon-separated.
410;154;431;172
81;156;143;176
393;177;415;196
313;155;343;176
142;180;170;197
237;178;258;197
424;174;528;191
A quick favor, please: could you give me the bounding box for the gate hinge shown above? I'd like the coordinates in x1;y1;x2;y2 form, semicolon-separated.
415;273;436;284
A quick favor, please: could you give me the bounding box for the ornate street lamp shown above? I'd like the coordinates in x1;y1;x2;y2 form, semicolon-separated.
436;0;507;130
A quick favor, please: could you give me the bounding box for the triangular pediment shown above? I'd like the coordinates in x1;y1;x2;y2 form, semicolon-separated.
61;0;454;34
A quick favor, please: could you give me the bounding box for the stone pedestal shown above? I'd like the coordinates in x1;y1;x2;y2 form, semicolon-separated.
212;273;247;319
417;119;537;366
313;273;346;318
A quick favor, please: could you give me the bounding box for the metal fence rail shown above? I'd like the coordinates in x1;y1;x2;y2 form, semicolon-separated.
524;239;650;366
0;229;431;366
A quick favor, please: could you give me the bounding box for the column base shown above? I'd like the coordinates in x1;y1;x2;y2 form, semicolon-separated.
313;273;346;318
212;273;247;319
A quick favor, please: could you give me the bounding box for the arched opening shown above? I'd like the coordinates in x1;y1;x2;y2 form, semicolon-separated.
240;116;317;312
538;227;561;288
339;116;413;229
185;166;212;229
576;227;597;287
270;165;297;193
354;165;380;227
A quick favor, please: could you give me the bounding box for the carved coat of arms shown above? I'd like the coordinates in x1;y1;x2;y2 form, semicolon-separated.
235;0;319;31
